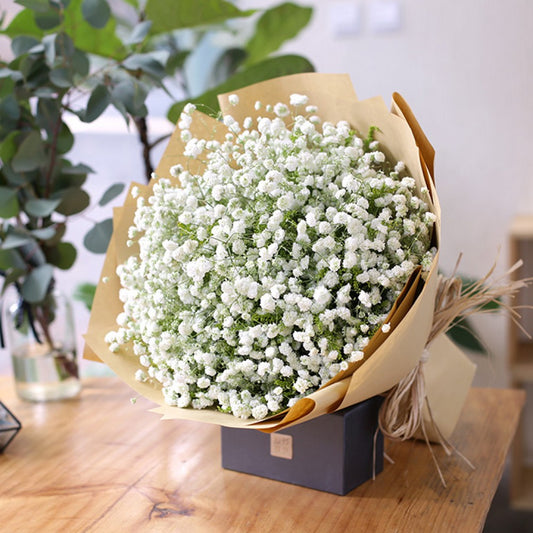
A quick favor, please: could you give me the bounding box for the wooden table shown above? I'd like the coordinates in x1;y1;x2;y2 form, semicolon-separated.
0;377;524;533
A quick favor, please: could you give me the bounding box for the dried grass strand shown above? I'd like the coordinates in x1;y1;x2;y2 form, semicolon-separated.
378;256;529;486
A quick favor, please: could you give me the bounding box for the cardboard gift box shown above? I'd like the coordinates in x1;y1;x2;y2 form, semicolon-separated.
221;396;383;495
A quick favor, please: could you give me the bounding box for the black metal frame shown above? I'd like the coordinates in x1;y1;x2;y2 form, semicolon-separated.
0;401;22;453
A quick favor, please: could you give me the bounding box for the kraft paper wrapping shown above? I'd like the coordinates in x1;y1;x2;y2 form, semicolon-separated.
84;73;474;436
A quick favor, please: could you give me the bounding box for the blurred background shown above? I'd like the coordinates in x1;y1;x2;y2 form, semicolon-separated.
1;1;532;529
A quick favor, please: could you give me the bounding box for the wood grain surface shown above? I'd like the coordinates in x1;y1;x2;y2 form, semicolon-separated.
0;377;524;533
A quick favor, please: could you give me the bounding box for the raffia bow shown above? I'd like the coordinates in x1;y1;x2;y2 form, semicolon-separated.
378;255;529;486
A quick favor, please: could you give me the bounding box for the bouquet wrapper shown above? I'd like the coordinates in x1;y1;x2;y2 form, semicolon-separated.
84;73;475;442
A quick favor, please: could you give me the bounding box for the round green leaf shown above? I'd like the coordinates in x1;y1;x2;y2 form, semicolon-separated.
45;241;77;270
21;263;54;303
50;67;73;88
122;53;166;79
53;187;90;216
35;10;61;30
55;32;75;60
25;198;62;217
0;249;26;271
83;84;111;123
12;131;47;173
11;36;40;57
56;121;74;154
71;49;90;77
0;188;20;219
0;131;21;163
0;95;21;125
81;0;111;29
126;20;152;45
34;87;57;98
83;218;113;253
99;183;125;206
31;227;57;240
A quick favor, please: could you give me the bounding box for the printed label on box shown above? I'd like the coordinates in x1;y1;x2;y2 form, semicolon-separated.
270;433;293;460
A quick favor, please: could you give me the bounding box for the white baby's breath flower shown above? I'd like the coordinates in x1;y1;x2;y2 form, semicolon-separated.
290;93;309;106
109;94;436;420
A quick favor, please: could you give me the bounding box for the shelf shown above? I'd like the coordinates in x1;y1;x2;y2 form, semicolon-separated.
510;343;533;383
509;215;533;239
511;466;533;510
508;215;533;510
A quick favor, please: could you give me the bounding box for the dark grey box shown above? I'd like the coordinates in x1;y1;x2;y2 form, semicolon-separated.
221;396;383;495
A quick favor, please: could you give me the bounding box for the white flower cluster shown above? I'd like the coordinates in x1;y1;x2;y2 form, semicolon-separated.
108;96;436;420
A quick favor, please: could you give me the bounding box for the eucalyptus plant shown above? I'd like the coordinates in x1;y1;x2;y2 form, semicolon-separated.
0;0;314;341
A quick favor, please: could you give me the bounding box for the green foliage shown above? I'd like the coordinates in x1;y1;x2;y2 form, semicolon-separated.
0;0;313;317
245;3;312;66
83;218;113;253
72;281;96;310
145;0;255;34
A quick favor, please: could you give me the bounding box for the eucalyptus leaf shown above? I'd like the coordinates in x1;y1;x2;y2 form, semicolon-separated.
111;78;148;116
37;98;61;135
21;55;50;88
45;241;77;270
55;32;75;60
50;66;73;87
11;35;40;57
0;131;20;163
1;232;34;250
35;9;61;30
168;55;314;122
42;33;56;65
81;0;111;29
72;282;96;311
145;0;255;34
83;218;113;253
56;121;74;153
12;131;47;172
126;20;152;45
71;49;90;77
99;183;125;206
83;84;110;122
34;87;56;98
31;227;57;240
0;249;26;271
0;188;19;218
0;68;23;82
27;43;45;54
122;53;166;79
245;3;313;66
62;162;94;175
25;198;61;217
0;95;21;124
21;263;54;303
53;187;90;216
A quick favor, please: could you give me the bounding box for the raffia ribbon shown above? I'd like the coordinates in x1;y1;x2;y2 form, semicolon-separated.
378;255;529;486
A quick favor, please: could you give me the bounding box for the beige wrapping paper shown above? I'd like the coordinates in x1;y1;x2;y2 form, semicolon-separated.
84;73;475;438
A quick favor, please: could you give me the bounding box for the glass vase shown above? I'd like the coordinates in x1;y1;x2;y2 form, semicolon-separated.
2;289;81;402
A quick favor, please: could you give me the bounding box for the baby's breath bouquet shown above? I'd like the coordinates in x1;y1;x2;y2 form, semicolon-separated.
86;74;470;435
